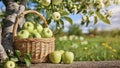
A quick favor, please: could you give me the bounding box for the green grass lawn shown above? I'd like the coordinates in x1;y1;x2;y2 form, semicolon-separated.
55;35;120;61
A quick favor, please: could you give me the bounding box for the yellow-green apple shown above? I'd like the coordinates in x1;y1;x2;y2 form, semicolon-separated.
49;51;62;63
29;34;33;38
62;51;74;64
42;28;53;38
52;0;62;5
4;61;15;68
35;23;43;33
17;30;29;39
22;22;34;32
42;0;51;6
52;12;61;21
58;50;64;55
29;30;41;38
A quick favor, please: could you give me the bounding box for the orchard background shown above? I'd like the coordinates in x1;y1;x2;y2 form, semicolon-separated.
0;0;120;67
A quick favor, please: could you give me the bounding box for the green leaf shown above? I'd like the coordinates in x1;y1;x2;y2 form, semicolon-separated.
89;11;94;16
15;50;21;57
81;21;85;25
63;16;73;25
60;10;69;16
25;53;31;60
24;53;31;68
10;57;19;62
94;16;98;24
55;21;60;29
59;19;64;28
24;58;31;68
86;16;90;27
95;11;110;24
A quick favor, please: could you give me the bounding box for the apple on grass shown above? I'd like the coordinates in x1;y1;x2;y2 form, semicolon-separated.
4;61;15;68
42;28;53;38
62;51;74;64
17;30;29;39
49;51;62;64
57;50;64;55
35;23;43;34
22;22;34;32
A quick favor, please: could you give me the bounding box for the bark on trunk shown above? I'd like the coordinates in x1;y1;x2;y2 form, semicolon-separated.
0;0;26;63
0;27;7;63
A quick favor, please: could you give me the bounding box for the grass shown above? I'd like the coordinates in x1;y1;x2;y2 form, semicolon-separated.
55;35;120;61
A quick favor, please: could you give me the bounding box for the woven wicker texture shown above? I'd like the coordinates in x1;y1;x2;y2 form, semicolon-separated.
13;10;55;63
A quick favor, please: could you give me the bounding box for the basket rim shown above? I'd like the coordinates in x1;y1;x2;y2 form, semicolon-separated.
13;37;55;42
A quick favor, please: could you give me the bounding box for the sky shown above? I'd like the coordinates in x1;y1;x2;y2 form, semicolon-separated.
0;1;120;33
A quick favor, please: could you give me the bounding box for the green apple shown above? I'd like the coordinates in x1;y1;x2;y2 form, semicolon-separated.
17;30;29;39
35;23;43;34
62;51;74;64
57;50;64;55
52;0;62;5
42;0;51;6
30;30;41;38
49;51;62;64
33;32;41;39
42;28;53;38
4;61;15;68
29;34;33;38
30;29;38;34
52;12;61;21
23;22;34;32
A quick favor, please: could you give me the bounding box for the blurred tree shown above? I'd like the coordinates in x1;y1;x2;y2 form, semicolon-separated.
67;24;83;36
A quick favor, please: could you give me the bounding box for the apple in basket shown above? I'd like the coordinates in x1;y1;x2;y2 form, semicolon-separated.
49;51;62;64
42;28;53;38
30;29;41;38
35;23;43;34
22;22;34;32
62;51;74;64
4;61;16;68
17;30;30;39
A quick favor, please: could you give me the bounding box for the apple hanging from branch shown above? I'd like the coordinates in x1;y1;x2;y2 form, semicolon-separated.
52;0;63;5
42;0;51;6
52;12;61;21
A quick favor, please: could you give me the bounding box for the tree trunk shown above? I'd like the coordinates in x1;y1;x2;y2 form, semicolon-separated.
0;27;7;63
0;0;26;63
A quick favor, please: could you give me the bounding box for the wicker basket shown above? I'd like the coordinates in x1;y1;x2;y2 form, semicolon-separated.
12;10;55;63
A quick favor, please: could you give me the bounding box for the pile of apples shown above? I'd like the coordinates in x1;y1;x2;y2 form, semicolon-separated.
49;50;74;64
17;21;53;39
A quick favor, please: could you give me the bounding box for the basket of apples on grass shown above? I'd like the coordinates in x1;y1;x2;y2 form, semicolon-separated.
12;10;55;63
